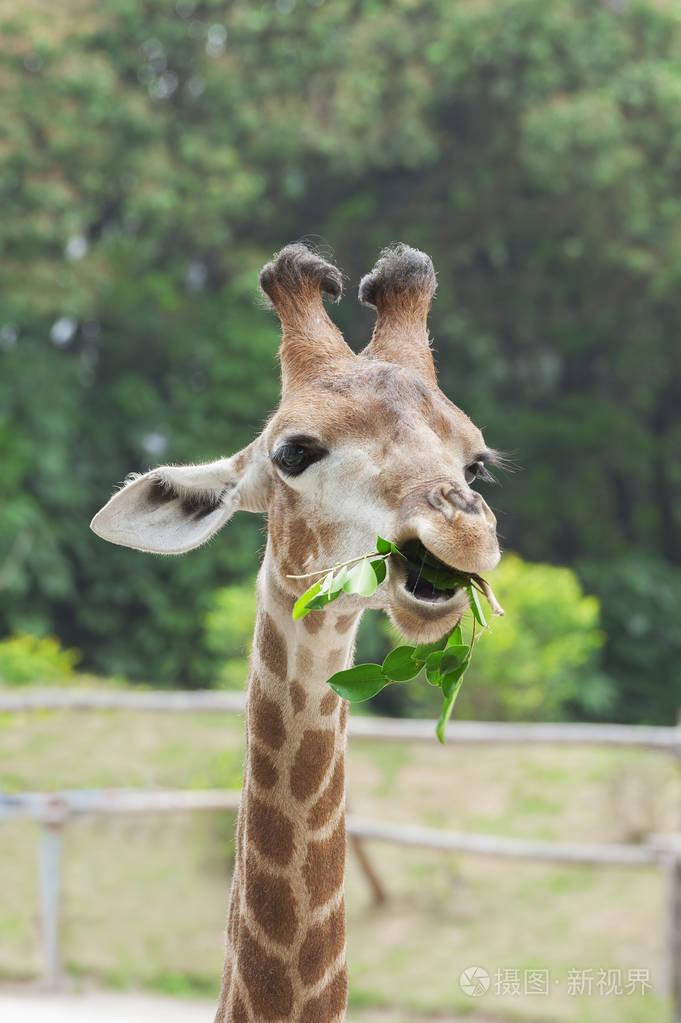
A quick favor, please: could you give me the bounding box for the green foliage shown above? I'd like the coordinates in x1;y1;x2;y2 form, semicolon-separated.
381;646;423;682
362;554;608;723
327;663;388;703
1;0;680;710
0;633;80;686
202;578;257;689
456;555;608;722
293;540;403;618
579;556;681;724
304;538;494;742
327;621;477;744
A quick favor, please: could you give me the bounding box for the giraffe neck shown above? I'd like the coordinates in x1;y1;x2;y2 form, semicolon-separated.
215;553;361;1023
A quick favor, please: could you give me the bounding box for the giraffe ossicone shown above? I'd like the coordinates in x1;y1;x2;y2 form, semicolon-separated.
91;241;502;1022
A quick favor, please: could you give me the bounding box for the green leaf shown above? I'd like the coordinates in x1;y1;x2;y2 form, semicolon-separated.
344;558;379;596
436;674;466;744
440;643;470;674
441;660;469;699
467;584;487;627
304;590;342;610
382;645;421;681
318;570;336;595
327;565;349;594
371;558;387;585
376;535;406;559
446;624;463;647
418;564;468;590
293;580;322;620
425;649;444;686
413;635;448;662
327;663;389;702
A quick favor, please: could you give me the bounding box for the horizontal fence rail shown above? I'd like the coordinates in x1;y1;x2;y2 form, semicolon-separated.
2;687;681;752
0;688;247;714
3;688;681;1017
2;786;673;991
346;816;662;866
1;790;665;866
0;788;242;824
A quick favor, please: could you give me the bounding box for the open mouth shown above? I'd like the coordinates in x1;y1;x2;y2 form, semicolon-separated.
399;539;469;604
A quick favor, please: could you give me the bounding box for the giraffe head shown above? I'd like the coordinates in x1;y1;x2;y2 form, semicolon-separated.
91;243;501;643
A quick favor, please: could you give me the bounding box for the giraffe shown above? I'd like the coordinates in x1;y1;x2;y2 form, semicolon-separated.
90;241;501;1022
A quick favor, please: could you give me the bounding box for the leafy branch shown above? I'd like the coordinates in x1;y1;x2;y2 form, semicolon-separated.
289;536;503;743
291;536;405;619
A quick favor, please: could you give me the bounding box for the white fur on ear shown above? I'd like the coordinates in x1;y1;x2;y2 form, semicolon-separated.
90;449;270;554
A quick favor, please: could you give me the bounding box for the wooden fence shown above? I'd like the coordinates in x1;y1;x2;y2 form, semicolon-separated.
2;688;681;1019
3;688;681;751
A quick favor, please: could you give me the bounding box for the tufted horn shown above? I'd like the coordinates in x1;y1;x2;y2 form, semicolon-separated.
259;243;354;393
358;243;437;385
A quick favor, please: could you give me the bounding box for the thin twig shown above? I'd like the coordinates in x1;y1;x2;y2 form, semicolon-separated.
286;551;386;580
470;573;504;616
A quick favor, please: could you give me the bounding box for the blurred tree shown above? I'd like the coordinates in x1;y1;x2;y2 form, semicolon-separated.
0;0;680;715
579;556;681;725
455;554;610;722
0;633;80;687
368;554;609;722
202;577;257;688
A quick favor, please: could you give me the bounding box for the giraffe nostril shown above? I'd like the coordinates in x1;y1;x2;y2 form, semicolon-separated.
426;482;486;518
443;484;481;516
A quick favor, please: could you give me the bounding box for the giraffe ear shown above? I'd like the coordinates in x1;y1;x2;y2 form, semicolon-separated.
90;442;271;555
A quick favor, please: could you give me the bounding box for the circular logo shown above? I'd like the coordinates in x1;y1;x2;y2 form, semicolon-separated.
459;966;490;997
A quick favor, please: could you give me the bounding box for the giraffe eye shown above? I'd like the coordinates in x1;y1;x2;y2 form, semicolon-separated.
271;441;328;477
465;460;495;485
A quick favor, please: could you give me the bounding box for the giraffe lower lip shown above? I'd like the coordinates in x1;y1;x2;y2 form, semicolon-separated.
406;584;457;603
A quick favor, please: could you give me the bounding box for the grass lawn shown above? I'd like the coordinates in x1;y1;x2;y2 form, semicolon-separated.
1;699;678;1021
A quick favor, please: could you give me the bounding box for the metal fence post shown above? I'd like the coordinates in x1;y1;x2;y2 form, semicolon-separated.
39;818;63;987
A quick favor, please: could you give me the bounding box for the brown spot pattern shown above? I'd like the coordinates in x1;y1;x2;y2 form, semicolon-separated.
299;968;348;1023
327;647;344;671
308;759;344;830
304;817;346;907
257;611;288;678
231;991;249;1023
303;612;323;635
335;613;357;634
251;693;285;751
340;701;348;729
318;521;339;553
251;747;278;789
298;903;346;986
297;647;313;676
248;796;294;867
282;483;298;511
287;518;320;568
238;925;294;1020
245;857;297;946
290;680;307;713
319;689;339;715
290;729;335;802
